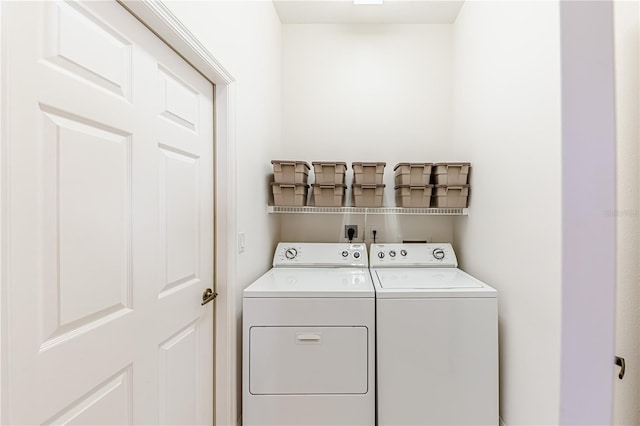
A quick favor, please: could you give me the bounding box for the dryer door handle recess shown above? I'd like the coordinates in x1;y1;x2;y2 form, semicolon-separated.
296;333;322;344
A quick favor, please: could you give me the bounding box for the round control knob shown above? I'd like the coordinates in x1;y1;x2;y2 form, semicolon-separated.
378;252;385;259
400;249;408;257
285;248;298;260
432;248;445;260
353;252;361;259
389;250;396;257
342;250;349;257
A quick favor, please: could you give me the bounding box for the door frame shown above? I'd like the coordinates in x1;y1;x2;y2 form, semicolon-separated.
0;1;239;425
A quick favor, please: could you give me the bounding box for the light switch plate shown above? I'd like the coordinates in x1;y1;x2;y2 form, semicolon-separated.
238;232;246;253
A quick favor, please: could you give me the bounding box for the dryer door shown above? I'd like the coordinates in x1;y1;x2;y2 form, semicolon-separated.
249;326;369;395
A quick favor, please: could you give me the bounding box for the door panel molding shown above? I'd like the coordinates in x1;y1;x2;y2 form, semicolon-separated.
43;366;134;426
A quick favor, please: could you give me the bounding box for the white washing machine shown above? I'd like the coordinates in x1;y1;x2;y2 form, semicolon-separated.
242;242;375;426
370;243;498;426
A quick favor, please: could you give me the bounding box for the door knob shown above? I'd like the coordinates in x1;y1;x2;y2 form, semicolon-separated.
615;356;626;380
201;288;217;305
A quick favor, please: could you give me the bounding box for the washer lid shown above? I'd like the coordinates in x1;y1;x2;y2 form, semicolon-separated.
244;268;374;298
375;268;483;289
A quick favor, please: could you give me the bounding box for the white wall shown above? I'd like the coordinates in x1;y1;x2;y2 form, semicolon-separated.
613;1;640;423
281;24;456;243
162;2;283;423
451;2;562;424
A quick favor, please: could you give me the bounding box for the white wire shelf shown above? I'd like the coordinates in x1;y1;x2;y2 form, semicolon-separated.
267;206;468;215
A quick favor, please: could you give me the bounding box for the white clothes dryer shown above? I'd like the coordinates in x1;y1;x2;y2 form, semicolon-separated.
243;243;375;426
370;243;498;426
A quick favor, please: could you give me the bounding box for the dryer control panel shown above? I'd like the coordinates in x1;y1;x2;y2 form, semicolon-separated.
369;243;458;268
273;243;368;268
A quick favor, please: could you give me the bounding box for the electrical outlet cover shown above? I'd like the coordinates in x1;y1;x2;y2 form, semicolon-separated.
344;225;358;239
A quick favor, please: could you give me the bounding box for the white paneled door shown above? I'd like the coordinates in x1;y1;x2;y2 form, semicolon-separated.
1;1;214;424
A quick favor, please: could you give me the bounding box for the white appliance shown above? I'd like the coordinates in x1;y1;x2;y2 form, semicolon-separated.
242;243;375;426
370;243;498;426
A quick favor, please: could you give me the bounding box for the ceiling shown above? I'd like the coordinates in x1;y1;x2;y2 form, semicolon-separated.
272;0;464;24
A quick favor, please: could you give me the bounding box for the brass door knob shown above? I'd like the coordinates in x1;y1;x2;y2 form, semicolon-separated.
201;288;217;305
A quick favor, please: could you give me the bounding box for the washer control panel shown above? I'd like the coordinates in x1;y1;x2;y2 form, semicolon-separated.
273;243;368;267
369;243;458;268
